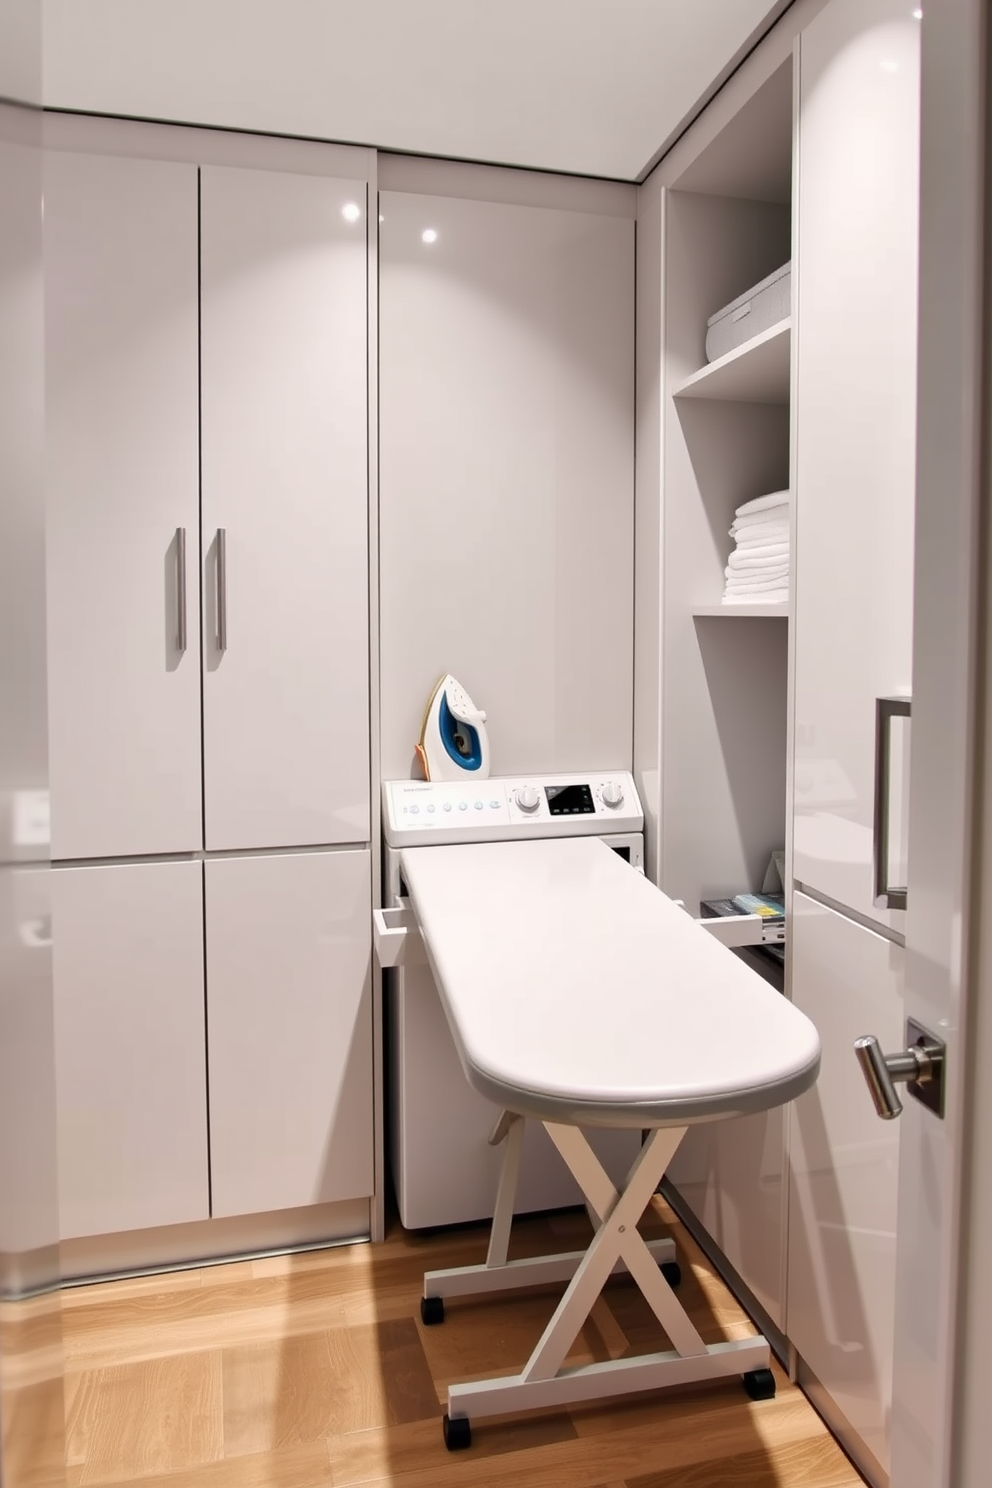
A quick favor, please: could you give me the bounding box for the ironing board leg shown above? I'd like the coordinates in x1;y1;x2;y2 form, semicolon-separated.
429;1120;772;1436
486;1112;524;1269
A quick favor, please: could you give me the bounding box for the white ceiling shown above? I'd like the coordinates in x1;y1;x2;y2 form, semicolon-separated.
43;0;792;181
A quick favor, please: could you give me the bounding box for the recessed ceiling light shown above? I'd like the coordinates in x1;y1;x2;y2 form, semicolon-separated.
342;203;361;223
912;7;923;17
422;228;438;244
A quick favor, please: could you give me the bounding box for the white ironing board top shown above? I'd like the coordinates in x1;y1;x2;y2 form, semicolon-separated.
401;837;820;1128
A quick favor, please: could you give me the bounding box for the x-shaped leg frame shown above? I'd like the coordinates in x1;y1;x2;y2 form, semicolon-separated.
422;1114;771;1436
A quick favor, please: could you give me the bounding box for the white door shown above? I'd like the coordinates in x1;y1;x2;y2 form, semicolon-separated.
44;150;202;861
52;860;209;1239
205;849;374;1219
886;1;984;1483
200;165;370;853
790;3;981;1485
791;0;918;938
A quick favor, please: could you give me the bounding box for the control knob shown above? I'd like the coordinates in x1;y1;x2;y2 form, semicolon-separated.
515;785;541;813
601;780;624;808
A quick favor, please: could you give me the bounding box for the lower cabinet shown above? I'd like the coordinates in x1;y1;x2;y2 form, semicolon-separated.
665;1104;786;1330
205;849;374;1219
787;891;903;1480
53;849;374;1242
53;860;209;1240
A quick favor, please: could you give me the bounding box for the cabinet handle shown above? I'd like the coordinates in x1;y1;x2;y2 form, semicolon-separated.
216;528;227;652
873;696;911;910
175;527;187;653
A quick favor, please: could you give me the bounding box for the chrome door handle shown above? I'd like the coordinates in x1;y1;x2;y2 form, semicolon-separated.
873;695;911;909
854;1019;945;1120
175;527;187;653
216;528;227;651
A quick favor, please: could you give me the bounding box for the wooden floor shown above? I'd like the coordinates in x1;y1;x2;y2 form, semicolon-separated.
56;1197;866;1488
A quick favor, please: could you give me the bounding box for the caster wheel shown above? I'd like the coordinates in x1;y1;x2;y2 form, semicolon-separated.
742;1367;776;1401
443;1414;472;1451
660;1260;682;1289
420;1295;445;1326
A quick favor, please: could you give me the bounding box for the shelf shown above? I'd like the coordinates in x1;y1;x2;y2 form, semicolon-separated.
673;319;791;405
693;603;789;618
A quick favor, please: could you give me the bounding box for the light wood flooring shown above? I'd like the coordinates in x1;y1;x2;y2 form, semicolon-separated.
56;1197;866;1487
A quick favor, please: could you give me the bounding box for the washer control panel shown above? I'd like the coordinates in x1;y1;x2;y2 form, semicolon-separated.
383;772;642;846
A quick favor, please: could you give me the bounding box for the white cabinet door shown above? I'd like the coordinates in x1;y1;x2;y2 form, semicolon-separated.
45;150;201;860
792;0;919;931
200;166;370;853
205;849;373;1218
52;860;209;1240
787;891;903;1481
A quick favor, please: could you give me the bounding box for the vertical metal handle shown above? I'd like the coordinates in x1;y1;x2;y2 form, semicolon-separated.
854;1035;905;1119
175;527;187;653
873;696;911;910
216;528;227;652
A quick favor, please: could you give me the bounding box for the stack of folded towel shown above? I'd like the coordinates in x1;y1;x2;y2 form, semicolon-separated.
722;490;790;605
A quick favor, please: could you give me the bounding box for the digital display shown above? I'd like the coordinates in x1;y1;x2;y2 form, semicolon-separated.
545;783;595;815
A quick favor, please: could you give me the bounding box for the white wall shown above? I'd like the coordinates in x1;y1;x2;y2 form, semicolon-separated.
378;158;635;781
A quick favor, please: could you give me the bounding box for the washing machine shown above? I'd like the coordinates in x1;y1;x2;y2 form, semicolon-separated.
383;771;645;1230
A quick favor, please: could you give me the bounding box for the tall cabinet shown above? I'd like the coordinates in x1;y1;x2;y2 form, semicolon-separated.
787;2;919;1481
44;127;375;1259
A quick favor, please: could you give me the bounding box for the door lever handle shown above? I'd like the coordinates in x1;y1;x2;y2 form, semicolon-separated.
854;1019;945;1120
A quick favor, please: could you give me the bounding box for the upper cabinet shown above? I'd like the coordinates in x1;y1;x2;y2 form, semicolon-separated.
791;0;918;931
44;152;202;860
44;145;372;860
200;166;370;852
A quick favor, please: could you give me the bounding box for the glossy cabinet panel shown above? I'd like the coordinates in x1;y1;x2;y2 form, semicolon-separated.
787;891;903;1478
52;861;209;1239
200;165;370;851
206;850;374;1218
45;151;202;859
792;0;919;932
379;186;634;779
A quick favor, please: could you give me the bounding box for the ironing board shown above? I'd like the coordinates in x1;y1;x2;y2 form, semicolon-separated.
398;836;821;1449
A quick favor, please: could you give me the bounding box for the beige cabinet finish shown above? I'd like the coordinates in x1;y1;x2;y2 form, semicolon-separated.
53;860;208;1240
205;849;374;1219
44;151;201;860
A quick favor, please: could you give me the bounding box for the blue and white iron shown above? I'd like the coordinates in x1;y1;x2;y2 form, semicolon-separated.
415;674;491;782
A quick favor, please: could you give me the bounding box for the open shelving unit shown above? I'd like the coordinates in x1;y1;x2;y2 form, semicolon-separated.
650;51;796;1336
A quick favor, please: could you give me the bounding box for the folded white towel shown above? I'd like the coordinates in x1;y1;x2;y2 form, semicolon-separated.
725;547;785;568
735;490;790;519
722;583;791;601
731;531;789;550
724;569;790;593
730;514;790;538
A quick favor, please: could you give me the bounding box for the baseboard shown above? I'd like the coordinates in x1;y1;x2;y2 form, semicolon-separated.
59;1197;371;1285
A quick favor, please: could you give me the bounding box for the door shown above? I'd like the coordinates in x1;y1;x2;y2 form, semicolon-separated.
44;150;201;860
205;849;374;1218
200;165;370;853
885;1;984;1483
789;3;981;1485
52;860;209;1239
